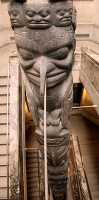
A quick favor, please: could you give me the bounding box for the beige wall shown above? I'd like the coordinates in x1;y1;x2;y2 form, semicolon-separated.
0;2;10;29
74;0;95;24
73;0;99;83
74;0;98;25
94;0;99;25
74;0;99;42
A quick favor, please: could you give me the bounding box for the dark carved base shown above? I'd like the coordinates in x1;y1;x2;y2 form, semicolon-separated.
36;134;69;200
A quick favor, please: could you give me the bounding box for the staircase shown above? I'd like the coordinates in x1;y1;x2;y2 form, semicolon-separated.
26;148;44;200
0;76;9;200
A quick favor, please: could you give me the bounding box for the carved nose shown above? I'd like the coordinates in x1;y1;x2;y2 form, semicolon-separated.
33;57;49;96
33;15;42;22
10;14;15;19
10;14;18;20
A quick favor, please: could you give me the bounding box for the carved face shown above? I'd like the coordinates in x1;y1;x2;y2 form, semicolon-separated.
24;3;52;29
8;3;25;29
10;1;75;92
15;26;75;90
52;2;72;27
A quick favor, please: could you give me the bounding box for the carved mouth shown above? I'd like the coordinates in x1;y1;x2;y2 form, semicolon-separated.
28;22;51;28
29;22;49;25
11;20;18;25
28;20;50;25
60;18;71;23
27;71;66;88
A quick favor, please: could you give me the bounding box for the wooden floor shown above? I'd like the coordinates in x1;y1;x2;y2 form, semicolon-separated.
71;114;99;200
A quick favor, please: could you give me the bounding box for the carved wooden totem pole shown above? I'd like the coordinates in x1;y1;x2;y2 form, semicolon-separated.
8;0;76;199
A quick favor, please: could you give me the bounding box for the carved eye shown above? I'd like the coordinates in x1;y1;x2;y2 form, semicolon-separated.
48;47;69;60
40;10;50;18
8;10;18;17
26;10;35;17
56;9;66;17
12;10;19;17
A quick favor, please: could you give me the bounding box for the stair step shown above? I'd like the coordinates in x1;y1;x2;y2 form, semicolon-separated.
26;150;41;200
0;105;7;114
27;196;40;200
26;161;39;166
0;188;7;199
26;170;40;175
0;96;7;104
27;190;40;194
27;186;39;191
27;163;41;168
26;152;39;155
27;175;40;180
0;132;7;137
27;179;40;184
0;198;8;200
0;145;7;155
27;174;40;180
0;88;7;95
0;166;7;177
27;170;41;175
0;135;7;145
26;162;39;168
0;156;8;166
27;173;39;178
0;85;7;88
0;78;8;86
26;158;39;163
0;125;7;134
0;177;7;188
26;153;39;158
0;116;7;124
26;172;40;177
28;194;40;198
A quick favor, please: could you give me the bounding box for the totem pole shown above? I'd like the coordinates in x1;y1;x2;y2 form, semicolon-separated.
8;0;76;199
